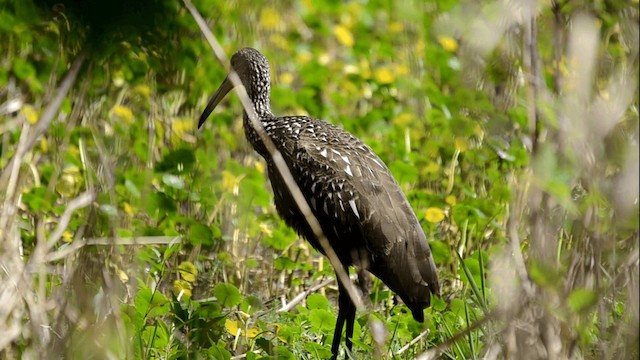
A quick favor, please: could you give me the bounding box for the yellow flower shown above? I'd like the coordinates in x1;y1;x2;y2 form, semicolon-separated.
334;25;354;47
62;231;73;242
222;170;240;193
246;327;260;338
279;72;294;86
260;8;281;30
225;319;260;338
123;202;135;215
454;137;468;152
173;279;192;298
21;104;39;124
389;21;404;33
172;117;194;137
259;222;273;237
134;84;151;98
178;261;198;283
437;35;459;52
393;113;414;126
374;67;394;84
225;319;240;336
425;207;445;223
296;51;312;64
425;162;440;174
445;195;457;206
111;105;134;123
39;138;48;153
254;161;265;174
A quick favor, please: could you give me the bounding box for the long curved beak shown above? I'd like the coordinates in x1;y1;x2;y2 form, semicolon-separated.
198;75;234;129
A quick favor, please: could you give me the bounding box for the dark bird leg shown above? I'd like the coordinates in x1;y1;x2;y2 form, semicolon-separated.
331;269;357;360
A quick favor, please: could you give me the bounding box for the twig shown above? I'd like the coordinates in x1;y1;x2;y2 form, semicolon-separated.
45;191;96;250
183;0;363;311
277;277;335;313
396;329;430;355
44;236;182;262
0;121;30;244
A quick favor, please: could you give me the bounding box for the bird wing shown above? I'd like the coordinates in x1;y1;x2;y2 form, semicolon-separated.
279;119;439;301
289;121;410;252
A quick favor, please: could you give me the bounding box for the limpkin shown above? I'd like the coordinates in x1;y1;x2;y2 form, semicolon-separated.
199;48;439;358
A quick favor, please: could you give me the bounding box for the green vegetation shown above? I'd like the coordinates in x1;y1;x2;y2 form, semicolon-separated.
0;0;637;359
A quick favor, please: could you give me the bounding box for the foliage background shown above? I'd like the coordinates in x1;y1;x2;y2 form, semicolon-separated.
0;0;638;359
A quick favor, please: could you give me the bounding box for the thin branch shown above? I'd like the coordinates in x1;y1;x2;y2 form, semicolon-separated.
0;121;30;240
45;191;96;250
396;329;430;355
277;276;336;313
44;236;183;262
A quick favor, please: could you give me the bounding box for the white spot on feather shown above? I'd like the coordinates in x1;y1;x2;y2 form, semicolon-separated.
349;200;360;219
319;148;327;158
345;165;353;177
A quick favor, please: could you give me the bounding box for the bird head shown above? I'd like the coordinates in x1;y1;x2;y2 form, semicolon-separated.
198;47;271;129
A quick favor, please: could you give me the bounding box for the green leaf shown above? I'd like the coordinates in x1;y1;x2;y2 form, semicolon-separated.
306;293;330;310
241;295;263;314
431;295;447;312
308;308;336;331
99;204;118;217
125;179;141;198
13;58;36;80
162;173;184;189
568;288;598;314
272;346;295;360
262;222;298;250
213;283;242;308
430;239;450;265
389;160;419;184
304;342;332;359
155;148;195;173
207;342;232;360
188;222;214;247
22;186;53;212
273;256;296;270
135;288;169;318
147;192;177;213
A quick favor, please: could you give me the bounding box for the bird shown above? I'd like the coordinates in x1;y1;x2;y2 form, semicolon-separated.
198;47;439;359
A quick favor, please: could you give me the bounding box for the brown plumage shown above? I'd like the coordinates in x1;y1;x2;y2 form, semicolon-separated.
199;47;439;359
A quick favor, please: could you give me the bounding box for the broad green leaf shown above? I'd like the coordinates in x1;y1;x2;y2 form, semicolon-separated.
189;223;214;247
304;342;332;359
22;186;53;212
213;283;242;308
306;293;330;310
309;308;336;331
135;288;169;318
208;342;232;360
162;173;184;189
